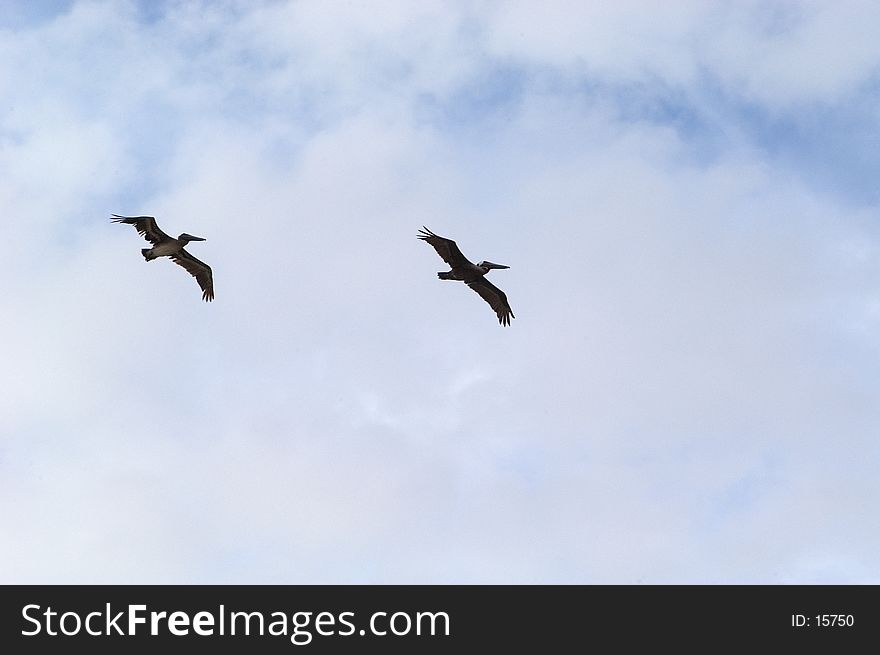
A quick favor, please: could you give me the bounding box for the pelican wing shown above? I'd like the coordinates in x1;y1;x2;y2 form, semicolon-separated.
111;215;169;245
466;277;515;326
417;227;472;267
171;248;214;302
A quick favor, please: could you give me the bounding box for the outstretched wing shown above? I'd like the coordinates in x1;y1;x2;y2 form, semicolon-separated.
171;248;214;302
417;226;472;267
111;215;169;245
466;277;515;326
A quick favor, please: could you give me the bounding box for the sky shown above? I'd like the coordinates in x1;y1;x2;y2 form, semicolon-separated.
1;0;879;584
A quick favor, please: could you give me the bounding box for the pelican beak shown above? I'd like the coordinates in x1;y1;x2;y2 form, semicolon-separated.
181;234;206;241
483;261;510;270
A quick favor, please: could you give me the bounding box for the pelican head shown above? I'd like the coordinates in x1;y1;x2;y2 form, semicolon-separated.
178;233;206;243
477;260;510;272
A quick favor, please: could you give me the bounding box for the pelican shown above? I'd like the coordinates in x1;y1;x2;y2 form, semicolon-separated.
111;214;214;301
418;227;515;326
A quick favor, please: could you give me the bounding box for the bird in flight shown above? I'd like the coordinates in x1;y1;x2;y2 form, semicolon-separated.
111;214;214;301
418;226;515;326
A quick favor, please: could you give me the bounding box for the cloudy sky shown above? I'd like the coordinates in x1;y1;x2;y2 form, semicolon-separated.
2;0;879;584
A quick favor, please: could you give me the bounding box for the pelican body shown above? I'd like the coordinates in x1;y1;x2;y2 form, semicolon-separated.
418;227;515;326
142;235;204;260
112;214;214;301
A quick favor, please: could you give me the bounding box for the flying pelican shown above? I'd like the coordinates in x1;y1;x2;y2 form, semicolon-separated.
418;227;515;326
111;214;214;302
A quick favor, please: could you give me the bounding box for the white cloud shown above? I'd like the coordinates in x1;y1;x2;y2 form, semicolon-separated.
484;0;880;108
